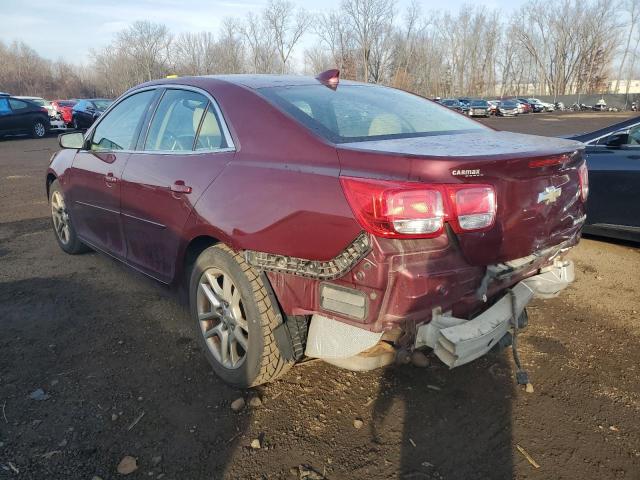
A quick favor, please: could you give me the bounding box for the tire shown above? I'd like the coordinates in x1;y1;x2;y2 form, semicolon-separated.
32;118;47;138
49;179;89;254
190;244;293;388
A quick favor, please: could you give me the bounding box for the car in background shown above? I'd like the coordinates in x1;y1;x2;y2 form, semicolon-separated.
16;96;66;131
567;115;640;242
516;99;533;114
72;99;112;129
487;100;499;115
0;94;50;138
468;99;490;117
496;100;519;116
526;98;546;113
440;98;463;112
52;100;77;126
48;71;585;388
458;98;471;115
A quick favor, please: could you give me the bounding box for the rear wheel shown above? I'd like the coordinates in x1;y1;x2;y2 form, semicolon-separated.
189;243;293;388
49;180;88;254
32;119;47;138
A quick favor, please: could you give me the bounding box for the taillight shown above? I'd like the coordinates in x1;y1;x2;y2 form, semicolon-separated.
578;162;589;202
340;177;496;239
449;186;496;231
339;177;444;238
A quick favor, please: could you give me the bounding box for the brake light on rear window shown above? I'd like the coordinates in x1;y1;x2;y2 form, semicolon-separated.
340;177;496;239
578;162;589;202
449;186;496;231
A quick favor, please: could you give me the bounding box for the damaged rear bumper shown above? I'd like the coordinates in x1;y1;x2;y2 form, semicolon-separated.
415;259;574;368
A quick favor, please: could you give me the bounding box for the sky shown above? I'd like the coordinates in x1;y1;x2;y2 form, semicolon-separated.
1;0;527;64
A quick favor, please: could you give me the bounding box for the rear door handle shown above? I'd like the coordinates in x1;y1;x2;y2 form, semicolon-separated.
170;180;192;194
104;172;118;185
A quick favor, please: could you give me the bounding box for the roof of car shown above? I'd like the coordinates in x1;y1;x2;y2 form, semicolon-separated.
15;96;44;100
149;74;366;90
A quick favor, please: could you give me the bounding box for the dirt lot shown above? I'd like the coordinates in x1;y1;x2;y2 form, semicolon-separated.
1;112;639;480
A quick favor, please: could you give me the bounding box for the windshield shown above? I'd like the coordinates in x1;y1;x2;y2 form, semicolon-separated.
57;100;76;107
441;99;458;106
93;100;112;110
501;102;517;107
260;85;486;143
471;100;488;107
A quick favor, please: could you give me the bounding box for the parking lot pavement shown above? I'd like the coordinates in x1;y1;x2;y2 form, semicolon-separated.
1;115;639;480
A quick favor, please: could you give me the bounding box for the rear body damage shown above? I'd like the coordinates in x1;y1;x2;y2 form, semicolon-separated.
48;73;587;386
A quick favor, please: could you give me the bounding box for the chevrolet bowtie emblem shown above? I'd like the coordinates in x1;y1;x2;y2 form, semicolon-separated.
538;186;562;205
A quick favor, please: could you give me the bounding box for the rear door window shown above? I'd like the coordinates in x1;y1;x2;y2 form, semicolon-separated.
91;90;155;151
8;99;29;111
195;106;228;151
144;89;209;152
0;98;11;115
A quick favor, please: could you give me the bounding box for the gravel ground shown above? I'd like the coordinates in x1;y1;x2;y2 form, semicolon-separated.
1;112;639;480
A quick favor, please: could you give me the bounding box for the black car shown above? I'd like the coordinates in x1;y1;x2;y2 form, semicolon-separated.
568;115;640;242
468;99;490;117
439;98;463;112
0;93;51;138
71;99;112;129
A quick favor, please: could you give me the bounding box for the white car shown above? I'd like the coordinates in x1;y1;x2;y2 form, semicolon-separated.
528;98;555;112
15;96;67;131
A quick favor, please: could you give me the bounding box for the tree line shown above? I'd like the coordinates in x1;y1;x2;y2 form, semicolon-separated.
1;0;638;100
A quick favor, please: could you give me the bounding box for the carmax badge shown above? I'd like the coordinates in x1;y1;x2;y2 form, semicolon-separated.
537;186;562;205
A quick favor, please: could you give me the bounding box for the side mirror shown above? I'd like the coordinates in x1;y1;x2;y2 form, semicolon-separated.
605;131;629;148
59;132;85;149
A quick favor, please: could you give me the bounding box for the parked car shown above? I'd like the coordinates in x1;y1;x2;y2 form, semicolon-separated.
468;99;490;117
440;98;463;112
496;100;519;116
16;96;66;131
567;115;640;242
526;98;546;113
487;100;499;115
71;99;112;129
516;98;533;113
592;99;607;112
0;94;51;138
458;98;471;114
47;71;586;388
51;99;77;126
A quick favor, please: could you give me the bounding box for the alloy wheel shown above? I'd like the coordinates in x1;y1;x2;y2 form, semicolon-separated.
34;122;45;137
196;267;249;369
51;190;70;245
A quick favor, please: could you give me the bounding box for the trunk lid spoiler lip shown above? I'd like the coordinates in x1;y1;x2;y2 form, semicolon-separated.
337;131;584;160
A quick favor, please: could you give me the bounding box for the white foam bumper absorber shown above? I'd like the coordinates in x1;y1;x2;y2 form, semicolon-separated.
304;314;383;359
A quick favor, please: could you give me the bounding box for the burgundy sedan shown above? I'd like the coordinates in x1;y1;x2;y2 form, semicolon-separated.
47;71;587;387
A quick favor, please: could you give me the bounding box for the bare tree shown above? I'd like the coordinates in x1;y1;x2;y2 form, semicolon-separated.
614;0;640;92
342;0;395;82
263;0;312;73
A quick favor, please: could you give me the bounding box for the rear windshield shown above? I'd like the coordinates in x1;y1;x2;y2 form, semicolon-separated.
501;101;517;107
57;101;76;107
471;100;488;107
259;85;486;143
28;99;47;107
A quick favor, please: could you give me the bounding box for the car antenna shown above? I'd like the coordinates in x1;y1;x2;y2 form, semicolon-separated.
316;69;340;90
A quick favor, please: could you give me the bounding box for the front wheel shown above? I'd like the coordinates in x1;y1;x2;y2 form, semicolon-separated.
189;244;293;388
49;180;89;254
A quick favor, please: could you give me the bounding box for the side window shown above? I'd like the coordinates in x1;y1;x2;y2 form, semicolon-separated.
91;90;155;151
628;125;640;145
144;89;208;151
8;99;28;111
0;98;11;115
195;106;227;150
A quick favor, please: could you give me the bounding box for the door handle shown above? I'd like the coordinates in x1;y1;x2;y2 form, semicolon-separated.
170;180;192;194
104;172;118;185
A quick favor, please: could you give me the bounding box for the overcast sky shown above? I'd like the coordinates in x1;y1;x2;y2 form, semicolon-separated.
2;0;527;64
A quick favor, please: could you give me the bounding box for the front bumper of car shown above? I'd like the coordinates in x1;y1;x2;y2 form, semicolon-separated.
49;117;67;130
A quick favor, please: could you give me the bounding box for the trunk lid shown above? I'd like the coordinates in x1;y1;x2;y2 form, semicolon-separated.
337;131;586;265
